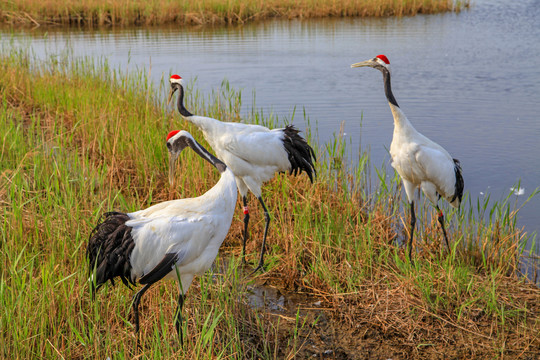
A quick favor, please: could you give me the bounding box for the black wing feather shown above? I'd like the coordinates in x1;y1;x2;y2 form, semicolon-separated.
282;125;316;183
87;211;136;290
139;253;179;285
450;159;464;206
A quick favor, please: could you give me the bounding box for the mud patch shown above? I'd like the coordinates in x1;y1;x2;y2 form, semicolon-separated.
242;281;386;359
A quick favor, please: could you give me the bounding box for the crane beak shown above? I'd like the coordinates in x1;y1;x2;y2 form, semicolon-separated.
350;59;376;68
168;152;179;186
167;86;178;105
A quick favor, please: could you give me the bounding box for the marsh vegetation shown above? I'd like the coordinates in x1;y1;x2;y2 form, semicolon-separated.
0;48;538;358
1;0;470;27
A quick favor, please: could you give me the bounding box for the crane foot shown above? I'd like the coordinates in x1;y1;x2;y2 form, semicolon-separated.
250;262;266;275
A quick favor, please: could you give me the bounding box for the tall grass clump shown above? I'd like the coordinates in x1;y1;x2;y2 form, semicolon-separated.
0;46;538;359
1;0;471;27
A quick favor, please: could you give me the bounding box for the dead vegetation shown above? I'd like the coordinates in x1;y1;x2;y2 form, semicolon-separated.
1;0;470;27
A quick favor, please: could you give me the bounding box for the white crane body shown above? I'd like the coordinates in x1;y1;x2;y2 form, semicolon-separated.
389;104;460;208
188;114;291;197
127;170;237;287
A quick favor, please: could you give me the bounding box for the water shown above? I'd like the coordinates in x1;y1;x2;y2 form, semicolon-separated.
2;1;539;266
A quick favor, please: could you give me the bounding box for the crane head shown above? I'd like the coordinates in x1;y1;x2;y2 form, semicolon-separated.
166;129;196;187
167;74;184;105
166;130;182;186
350;54;391;73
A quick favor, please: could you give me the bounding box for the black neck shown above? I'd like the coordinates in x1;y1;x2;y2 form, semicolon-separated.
192;139;227;174
173;135;227;174
177;84;193;117
382;69;399;107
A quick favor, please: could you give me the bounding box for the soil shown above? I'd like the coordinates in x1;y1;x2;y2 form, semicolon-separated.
245;278;540;360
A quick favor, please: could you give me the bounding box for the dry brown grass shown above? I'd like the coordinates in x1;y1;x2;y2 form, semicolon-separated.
1;0;470;27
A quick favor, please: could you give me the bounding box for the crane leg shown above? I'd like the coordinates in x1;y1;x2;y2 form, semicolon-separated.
408;201;416;260
131;283;153;333
436;207;450;250
252;196;270;273
242;195;250;264
174;293;185;343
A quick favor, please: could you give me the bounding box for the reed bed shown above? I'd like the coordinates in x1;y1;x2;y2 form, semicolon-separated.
0;48;538;359
1;0;471;27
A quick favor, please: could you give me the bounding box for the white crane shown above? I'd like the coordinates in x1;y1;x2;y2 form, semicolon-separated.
167;74;316;272
87;130;237;340
351;55;464;259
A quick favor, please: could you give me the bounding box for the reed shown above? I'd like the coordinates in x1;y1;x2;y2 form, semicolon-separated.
0;47;538;358
1;0;470;27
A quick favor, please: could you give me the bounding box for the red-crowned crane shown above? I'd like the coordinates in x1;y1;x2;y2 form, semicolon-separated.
167;74;316;272
351;55;464;259
87;130;237;340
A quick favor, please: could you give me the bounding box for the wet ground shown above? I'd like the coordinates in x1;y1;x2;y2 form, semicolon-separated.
237;272;539;359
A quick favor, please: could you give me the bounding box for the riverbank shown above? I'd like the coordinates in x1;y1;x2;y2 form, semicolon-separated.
1;0;470;27
0;49;538;358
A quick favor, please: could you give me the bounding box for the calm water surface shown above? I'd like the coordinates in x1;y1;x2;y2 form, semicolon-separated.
2;1;539;267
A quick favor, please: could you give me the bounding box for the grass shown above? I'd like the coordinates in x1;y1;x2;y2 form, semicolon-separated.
0;0;471;27
0;47;538;358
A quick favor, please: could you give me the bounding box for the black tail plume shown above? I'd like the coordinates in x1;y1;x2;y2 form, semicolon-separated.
87;212;136;292
450;159;464;207
282;125;316;182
